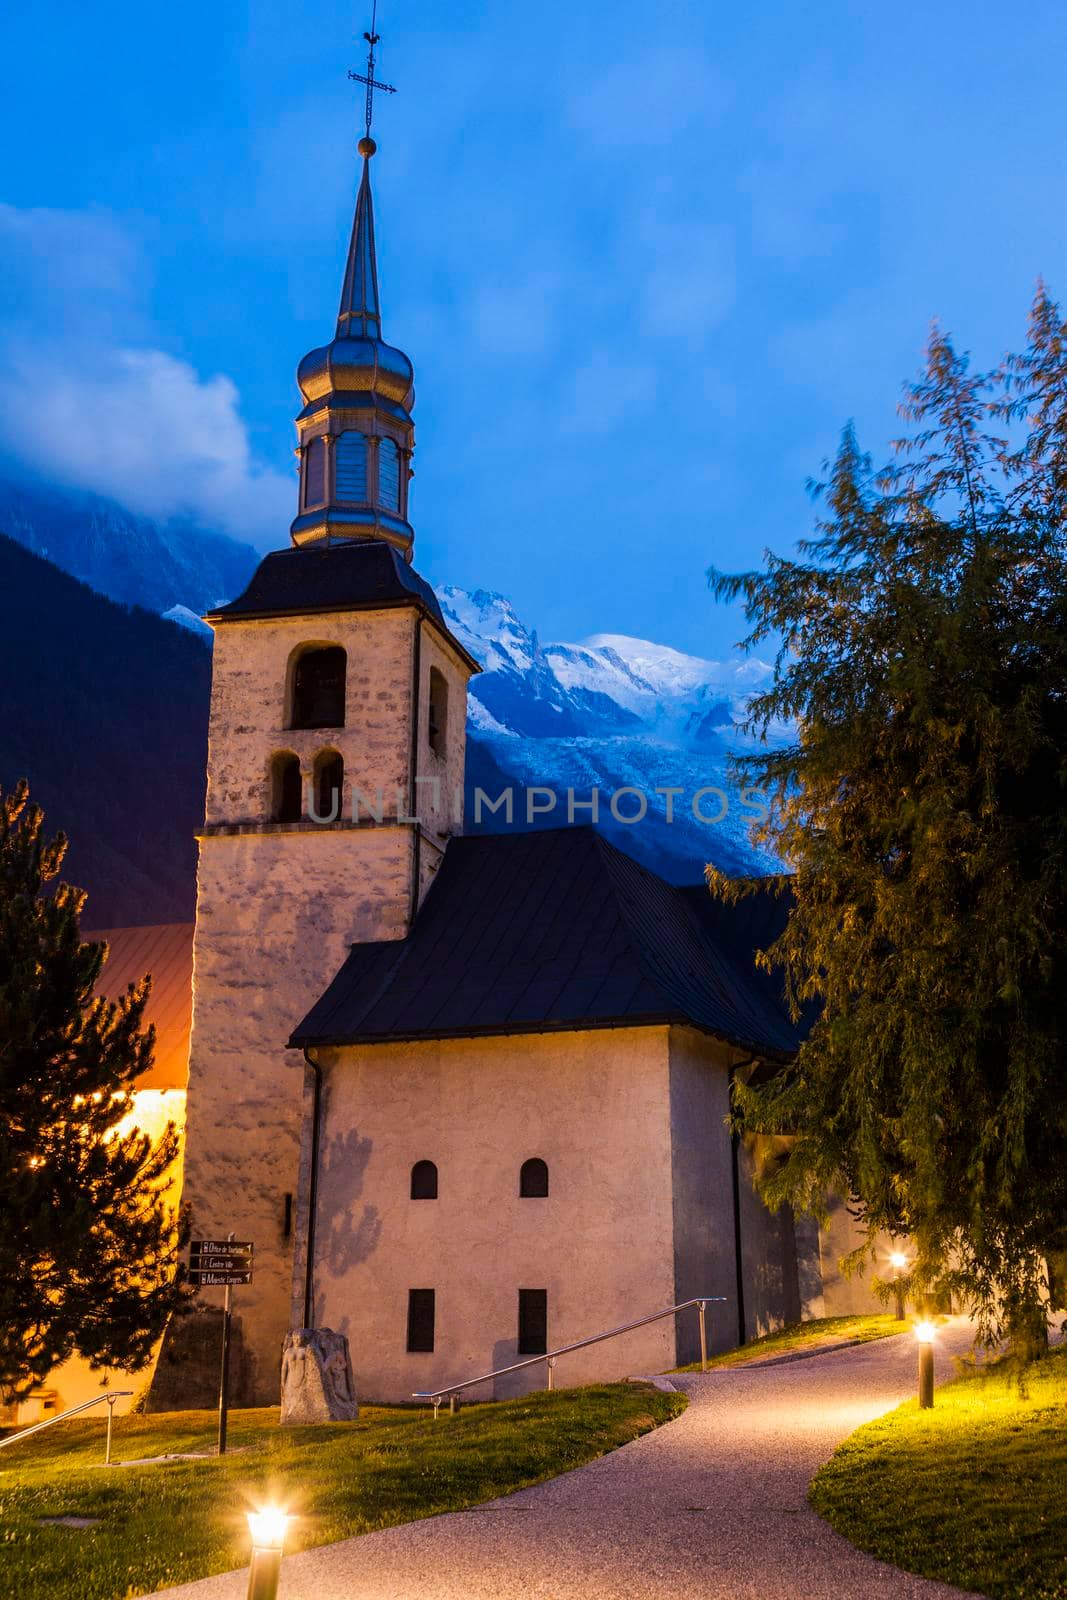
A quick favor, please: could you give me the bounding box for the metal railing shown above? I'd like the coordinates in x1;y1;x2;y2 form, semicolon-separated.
414;1297;726;1417
0;1390;133;1465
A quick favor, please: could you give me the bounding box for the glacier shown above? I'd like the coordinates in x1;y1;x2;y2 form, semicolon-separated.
438;586;787;882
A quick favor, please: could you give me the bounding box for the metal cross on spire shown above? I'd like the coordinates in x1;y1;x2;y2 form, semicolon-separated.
347;0;397;146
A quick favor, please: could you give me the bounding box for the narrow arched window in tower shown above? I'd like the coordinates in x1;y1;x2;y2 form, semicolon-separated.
428;667;448;756
410;1160;438;1200
311;749;344;823
303;436;326;508
519;1158;549;1198
291;646;346;730
334;431;368;503
378;436;401;513
270;752;302;824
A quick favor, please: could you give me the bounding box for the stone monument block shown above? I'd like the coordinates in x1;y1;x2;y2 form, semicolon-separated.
280;1327;359;1424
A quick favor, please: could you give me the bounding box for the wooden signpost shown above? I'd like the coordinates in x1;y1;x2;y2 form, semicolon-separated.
189;1235;254;1456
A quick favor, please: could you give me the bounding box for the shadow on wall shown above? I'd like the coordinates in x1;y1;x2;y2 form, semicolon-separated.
318;1123;382;1276
490;1337;546;1402
146;1306;256;1412
741;1204;803;1339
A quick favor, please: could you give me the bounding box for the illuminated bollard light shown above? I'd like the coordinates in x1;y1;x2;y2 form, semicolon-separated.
914;1320;936;1409
246;1508;290;1600
889;1251;908;1321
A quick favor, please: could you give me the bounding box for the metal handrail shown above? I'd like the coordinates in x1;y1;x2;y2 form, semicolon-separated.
0;1390;133;1464
414;1296;726;1416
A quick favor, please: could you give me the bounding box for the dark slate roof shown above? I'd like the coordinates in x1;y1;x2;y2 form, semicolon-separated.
290;827;805;1059
206;542;479;669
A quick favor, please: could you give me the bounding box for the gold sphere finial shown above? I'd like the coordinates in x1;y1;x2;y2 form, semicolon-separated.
358;135;377;158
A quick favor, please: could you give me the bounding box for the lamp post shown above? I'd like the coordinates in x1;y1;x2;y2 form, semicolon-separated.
246;1509;290;1600
914;1320;936;1408
889;1250;908;1321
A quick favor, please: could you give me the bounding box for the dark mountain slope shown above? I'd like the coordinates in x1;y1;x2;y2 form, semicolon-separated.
0;474;259;617
0;531;210;925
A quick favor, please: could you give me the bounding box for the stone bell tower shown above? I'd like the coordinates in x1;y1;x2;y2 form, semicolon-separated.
160;125;479;1405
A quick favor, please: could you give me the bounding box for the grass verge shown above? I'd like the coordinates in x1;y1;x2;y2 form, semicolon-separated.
810;1345;1067;1600
0;1382;684;1600
672;1313;905;1372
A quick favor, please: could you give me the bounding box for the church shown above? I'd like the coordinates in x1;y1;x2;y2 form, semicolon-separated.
139;123;879;1410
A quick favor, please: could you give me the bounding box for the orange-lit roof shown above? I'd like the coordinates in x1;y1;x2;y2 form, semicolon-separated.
84;923;194;1091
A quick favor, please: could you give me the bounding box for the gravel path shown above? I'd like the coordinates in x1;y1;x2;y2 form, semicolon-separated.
147;1319;983;1600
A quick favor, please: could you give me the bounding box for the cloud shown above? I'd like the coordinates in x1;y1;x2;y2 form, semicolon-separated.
635;215;735;338
563;348;658;435
563;45;730;156
0;203;289;546
0;203;148;340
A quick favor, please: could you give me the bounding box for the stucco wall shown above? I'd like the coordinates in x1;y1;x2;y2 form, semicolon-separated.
666;1027;740;1360
817;1199;898;1315
298;1028;679;1404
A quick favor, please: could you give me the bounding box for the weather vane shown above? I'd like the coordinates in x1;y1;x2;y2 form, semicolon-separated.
347;0;397;152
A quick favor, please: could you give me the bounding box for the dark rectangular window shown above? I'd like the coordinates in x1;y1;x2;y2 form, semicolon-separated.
518;1288;548;1355
407;1288;435;1353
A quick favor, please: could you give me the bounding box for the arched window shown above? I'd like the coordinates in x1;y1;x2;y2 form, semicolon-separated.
291;646;346;730
410;1160;438;1200
334;431;368;503
428;667;448;756
310;749;344;823
519;1158;549;1198
378;436;401;513
303;436;326;508
270;752;302;823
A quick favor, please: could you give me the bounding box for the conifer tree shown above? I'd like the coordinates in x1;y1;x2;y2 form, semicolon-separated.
0;781;187;1398
712;289;1067;1346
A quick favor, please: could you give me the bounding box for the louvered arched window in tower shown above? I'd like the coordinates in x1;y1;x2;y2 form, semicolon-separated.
311;749;344;823
303;436;326;508
290;646;347;730
270;752;302;824
334;432;368;503
378;436;401;513
428;667;448;757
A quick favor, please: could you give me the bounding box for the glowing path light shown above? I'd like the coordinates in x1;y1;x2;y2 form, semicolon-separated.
245;1508;290;1600
914;1319;936;1409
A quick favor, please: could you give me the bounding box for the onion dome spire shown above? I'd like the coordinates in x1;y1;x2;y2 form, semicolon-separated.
289;18;415;559
336;141;381;341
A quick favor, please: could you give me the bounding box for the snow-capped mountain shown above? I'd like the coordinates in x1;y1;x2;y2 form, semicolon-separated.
439;587;786;881
0;467;785;883
0;473;259;620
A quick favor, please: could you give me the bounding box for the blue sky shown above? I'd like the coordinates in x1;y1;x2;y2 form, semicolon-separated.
1;0;1065;655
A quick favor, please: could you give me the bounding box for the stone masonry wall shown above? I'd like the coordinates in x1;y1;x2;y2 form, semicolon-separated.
165;601;472;1406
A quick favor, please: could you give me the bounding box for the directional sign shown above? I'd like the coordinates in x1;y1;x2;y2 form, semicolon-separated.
190;1253;253;1273
189;1239;254;1288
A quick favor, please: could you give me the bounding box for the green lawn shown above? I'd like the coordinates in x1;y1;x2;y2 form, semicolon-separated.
811;1345;1067;1600
0;1383;685;1600
672;1313;905;1372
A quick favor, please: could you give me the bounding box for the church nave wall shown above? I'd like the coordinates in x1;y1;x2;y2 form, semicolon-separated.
297;1027;680;1403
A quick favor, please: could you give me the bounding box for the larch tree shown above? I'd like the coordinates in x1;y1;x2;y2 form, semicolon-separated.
0;781;187;1399
711;288;1067;1348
